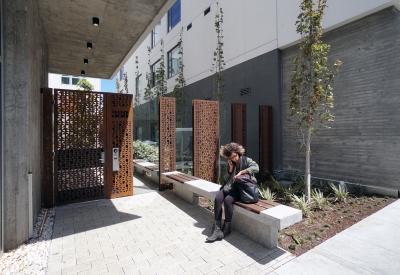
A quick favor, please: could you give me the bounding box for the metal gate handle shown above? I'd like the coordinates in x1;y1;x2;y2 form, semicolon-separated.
100;152;105;163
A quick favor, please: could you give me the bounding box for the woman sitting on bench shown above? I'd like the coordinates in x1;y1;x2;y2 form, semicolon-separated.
207;142;259;242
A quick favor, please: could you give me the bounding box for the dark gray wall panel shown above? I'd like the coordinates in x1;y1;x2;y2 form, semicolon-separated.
180;49;283;171
281;7;400;190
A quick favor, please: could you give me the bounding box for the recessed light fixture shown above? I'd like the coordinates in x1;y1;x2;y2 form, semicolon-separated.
93;17;99;26
87;42;92;49
81;70;85;75
84;59;88;64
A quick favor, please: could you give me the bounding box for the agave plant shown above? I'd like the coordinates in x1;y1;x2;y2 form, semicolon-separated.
291;194;312;217
260;186;276;201
329;182;349;202
311;188;329;210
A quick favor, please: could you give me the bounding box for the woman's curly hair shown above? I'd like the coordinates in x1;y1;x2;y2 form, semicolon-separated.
220;142;245;158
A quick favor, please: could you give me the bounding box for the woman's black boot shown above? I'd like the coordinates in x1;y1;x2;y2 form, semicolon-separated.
222;221;231;237
206;220;224;242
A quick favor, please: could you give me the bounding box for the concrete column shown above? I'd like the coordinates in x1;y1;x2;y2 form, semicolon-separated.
3;0;48;251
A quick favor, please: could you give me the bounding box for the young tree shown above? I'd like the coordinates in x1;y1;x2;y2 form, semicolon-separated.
212;2;225;102
154;39;167;97
172;28;188;127
134;56;141;108
123;72;129;94
76;78;94;91
211;2;227;141
289;0;342;200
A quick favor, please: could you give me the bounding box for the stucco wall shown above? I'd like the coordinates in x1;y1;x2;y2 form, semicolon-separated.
3;0;48;250
281;7;400;189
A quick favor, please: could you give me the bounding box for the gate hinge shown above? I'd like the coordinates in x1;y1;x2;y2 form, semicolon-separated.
52;151;55;157
52;100;56;105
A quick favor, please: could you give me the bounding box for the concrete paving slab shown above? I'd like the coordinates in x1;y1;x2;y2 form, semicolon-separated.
343;216;400;254
273;248;375;275
318;233;400;274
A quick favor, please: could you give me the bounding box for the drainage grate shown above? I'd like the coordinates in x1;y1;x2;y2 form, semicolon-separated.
240;87;251;97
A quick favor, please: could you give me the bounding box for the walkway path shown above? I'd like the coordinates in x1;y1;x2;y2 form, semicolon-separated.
272;198;400;275
46;175;293;275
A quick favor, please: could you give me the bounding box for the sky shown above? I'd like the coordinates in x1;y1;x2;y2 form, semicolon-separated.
101;77;116;93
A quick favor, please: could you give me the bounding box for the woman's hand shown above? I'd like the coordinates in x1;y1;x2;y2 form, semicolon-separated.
228;159;233;168
233;171;242;181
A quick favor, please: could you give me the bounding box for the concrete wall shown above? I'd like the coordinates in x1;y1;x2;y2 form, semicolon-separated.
281;7;400;190
3;0;48;250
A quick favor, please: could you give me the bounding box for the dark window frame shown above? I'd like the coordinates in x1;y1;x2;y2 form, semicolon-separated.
61;75;70;85
167;45;180;79
151;21;161;49
168;0;181;32
120;67;124;80
151;60;161;88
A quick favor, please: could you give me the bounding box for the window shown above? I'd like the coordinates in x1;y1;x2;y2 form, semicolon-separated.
168;46;180;78
135;74;142;96
151;21;161;48
151;60;160;88
204;7;210;16
61;75;70;85
72;77;80;85
135;125;143;140
168;0;181;32
119;67;124;80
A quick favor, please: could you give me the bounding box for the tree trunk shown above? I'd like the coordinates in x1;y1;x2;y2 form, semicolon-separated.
305;129;311;201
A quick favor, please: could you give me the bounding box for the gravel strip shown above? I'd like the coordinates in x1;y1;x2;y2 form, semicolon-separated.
0;208;55;275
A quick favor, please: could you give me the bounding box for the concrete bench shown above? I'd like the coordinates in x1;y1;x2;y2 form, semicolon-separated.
133;159;160;185
161;171;302;249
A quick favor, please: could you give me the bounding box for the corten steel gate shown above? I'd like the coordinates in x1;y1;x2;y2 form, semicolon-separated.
42;88;133;206
159;97;176;191
231;103;246;149
259;105;273;182
193;100;219;183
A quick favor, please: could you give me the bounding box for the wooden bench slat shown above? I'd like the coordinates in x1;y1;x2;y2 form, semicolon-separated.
166;174;200;183
258;200;280;208
234;201;266;214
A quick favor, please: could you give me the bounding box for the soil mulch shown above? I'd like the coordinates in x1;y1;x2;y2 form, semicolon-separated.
198;195;397;256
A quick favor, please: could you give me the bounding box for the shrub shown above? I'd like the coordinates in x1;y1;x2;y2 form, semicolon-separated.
291;194;312;217
289;244;297;250
329;182;349;203
133;140;159;163
311;188;329;210
259;186;276;201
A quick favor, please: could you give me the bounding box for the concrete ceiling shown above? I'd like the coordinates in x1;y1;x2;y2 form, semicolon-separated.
38;0;174;79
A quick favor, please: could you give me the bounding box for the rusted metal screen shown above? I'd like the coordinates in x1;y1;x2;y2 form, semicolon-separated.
54;89;106;205
193;100;219;183
105;93;133;198
232;103;246;149
42;88;54;207
159;97;175;191
259;105;273;182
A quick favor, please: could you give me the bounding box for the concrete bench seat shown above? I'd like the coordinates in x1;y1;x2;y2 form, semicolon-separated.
162;171;302;249
133;159;159;184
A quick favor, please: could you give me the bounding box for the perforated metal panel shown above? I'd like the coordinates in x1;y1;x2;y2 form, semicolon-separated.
42;88;54;207
159;97;175;191
54;89;106;205
193;100;219;183
105;93;133;198
259;105;273;182
232;103;246;149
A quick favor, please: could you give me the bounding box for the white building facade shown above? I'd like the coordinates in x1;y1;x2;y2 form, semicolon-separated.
121;0;400;190
48;73;101;91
